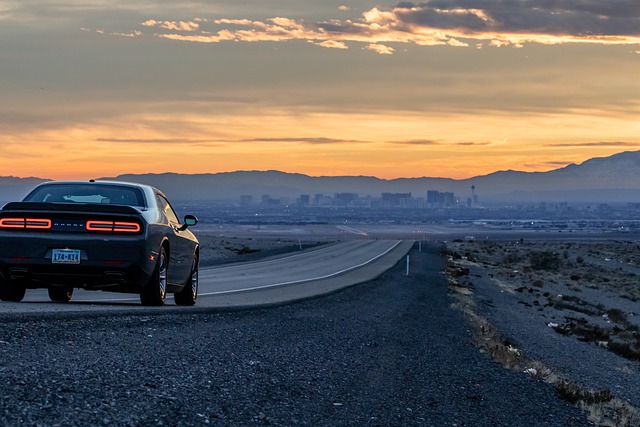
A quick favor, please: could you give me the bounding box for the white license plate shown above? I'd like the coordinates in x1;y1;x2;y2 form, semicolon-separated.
52;249;81;264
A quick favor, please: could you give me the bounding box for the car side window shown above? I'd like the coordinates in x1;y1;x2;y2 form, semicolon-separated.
156;194;180;224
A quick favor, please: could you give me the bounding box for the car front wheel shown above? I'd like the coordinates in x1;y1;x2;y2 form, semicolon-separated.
140;246;168;306
175;255;198;306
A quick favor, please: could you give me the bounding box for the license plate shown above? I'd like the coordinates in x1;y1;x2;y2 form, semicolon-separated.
52;249;81;264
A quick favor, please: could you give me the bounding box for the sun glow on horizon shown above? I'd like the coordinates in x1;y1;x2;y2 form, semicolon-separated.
2;107;640;180
2;2;639;182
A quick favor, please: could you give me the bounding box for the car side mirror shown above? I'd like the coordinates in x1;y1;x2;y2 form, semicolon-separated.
179;214;198;231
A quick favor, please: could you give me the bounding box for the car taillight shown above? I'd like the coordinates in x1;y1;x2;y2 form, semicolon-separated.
0;218;52;230
86;220;141;233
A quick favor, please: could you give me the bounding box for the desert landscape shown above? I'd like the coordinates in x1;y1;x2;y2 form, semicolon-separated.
445;238;640;426
189;228;640;426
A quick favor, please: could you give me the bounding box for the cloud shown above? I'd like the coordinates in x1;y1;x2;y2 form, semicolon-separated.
99;1;640;52
525;161;573;169
390;139;440;145
365;43;394;54
456;141;491;146
240;137;365;144
339;6;350;11
142;20;199;32
96;138;220;144
390;140;493;146
547;141;640;147
313;40;348;49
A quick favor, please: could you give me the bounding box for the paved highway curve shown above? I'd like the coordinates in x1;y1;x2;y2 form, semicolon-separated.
1;240;412;314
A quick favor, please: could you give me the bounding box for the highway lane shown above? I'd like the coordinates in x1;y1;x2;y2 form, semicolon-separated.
198;239;404;294
0;240;413;314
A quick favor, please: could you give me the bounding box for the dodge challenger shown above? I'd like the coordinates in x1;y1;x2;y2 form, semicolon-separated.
0;180;199;306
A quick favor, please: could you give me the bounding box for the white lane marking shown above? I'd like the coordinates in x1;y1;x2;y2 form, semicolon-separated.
199;240;402;296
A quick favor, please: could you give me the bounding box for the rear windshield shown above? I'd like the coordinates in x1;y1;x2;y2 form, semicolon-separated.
24;184;146;207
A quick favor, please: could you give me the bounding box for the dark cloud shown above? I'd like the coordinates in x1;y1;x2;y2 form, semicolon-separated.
525;161;572;168
393;1;640;36
316;21;364;34
456;141;491;146
396;6;489;32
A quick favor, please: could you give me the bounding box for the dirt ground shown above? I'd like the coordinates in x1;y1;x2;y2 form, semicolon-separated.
445;238;640;426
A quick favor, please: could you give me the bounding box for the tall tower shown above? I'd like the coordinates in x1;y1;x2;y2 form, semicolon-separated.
471;185;476;208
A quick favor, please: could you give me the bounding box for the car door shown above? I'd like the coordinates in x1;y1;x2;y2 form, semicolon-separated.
156;194;192;285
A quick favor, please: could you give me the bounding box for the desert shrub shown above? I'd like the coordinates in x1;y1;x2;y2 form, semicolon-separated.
555;380;614;405
606;308;627;324
503;252;523;264
529;251;563;271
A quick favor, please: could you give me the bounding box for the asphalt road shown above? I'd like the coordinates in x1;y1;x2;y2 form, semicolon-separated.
1;240;412;315
0;243;587;426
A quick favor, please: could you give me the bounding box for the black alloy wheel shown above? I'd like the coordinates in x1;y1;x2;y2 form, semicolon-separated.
140;246;168;306
175;255;198;306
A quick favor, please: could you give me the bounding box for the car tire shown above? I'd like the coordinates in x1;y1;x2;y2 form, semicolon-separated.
140;246;168;306
175;255;198;306
48;287;73;303
0;280;26;302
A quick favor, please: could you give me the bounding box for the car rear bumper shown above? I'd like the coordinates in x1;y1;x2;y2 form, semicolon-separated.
0;233;158;290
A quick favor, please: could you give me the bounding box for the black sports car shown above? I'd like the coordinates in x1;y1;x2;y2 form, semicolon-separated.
0;180;199;306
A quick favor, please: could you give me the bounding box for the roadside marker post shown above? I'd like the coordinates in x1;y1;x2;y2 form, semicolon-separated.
406;255;410;276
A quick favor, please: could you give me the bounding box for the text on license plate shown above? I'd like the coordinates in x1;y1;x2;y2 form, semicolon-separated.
52;249;81;264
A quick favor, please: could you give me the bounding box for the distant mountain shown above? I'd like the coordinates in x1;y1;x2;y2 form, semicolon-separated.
106;151;640;203
0;176;49;203
2;151;640;204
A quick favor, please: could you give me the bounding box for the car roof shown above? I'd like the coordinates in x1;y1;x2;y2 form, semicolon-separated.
35;180;159;192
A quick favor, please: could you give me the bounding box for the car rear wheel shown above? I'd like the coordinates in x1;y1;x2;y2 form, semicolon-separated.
140;246;168;306
0;279;26;302
48;287;73;303
175;255;198;306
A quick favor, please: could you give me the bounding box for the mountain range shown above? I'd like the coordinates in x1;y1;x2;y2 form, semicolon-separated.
2;150;640;204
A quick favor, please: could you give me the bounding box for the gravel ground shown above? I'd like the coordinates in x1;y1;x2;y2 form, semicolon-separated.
0;243;587;426
445;239;640;426
445;240;640;408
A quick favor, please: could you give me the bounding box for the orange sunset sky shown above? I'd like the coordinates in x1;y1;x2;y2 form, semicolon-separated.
2;1;639;180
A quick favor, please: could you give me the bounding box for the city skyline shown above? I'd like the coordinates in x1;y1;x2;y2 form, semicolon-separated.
2;1;639;180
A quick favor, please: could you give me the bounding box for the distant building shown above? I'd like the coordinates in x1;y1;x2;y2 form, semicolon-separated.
381;192;412;208
334;193;358;206
261;194;281;206
427;190;455;208
240;195;253;205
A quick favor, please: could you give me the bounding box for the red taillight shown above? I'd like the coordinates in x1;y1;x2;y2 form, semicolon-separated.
86;220;141;233
26;218;52;229
0;218;25;229
86;220;114;231
114;222;141;233
0;217;52;230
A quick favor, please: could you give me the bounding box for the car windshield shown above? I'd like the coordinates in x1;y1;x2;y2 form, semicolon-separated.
23;184;146;207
